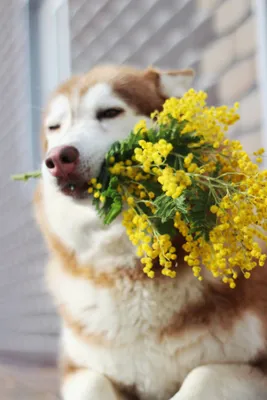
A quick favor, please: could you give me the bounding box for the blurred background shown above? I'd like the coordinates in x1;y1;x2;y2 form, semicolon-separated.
0;0;266;398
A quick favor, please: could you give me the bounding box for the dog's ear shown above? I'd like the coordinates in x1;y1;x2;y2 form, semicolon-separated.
144;67;195;98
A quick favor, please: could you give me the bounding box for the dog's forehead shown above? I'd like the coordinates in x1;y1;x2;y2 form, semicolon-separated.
46;95;70;125
47;83;126;120
47;65;163;117
80;83;127;110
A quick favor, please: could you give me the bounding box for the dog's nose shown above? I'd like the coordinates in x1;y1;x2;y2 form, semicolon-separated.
45;146;79;177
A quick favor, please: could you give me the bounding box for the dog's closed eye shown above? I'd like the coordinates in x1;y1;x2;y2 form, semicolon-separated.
48;124;61;131
96;108;124;120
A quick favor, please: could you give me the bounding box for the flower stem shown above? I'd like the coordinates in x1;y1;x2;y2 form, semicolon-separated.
11;170;42;181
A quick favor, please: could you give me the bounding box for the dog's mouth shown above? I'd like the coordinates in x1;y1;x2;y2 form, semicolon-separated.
57;176;90;199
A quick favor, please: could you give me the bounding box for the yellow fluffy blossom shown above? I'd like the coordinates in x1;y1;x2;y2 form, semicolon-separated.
91;89;266;284
15;90;267;285
133;119;148;135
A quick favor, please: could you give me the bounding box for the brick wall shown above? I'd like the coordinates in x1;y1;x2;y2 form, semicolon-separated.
69;0;262;152
198;0;261;152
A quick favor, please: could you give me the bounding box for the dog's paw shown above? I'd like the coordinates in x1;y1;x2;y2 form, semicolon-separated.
62;370;121;400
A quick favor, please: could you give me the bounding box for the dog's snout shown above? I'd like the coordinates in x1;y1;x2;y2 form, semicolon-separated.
45;145;79;177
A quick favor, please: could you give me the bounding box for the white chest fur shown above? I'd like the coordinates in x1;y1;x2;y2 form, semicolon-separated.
48;260;265;400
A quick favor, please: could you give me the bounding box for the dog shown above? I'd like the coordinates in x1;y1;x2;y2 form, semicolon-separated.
34;65;267;400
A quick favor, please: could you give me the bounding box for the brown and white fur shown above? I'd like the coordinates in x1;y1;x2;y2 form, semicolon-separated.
34;65;267;400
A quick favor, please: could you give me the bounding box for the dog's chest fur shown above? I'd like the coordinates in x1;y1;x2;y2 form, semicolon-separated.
48;256;264;400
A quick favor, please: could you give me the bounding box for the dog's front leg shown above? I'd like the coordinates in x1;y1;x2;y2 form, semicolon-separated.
61;368;123;400
170;364;267;400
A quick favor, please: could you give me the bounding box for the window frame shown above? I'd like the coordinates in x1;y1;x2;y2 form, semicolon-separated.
25;0;71;168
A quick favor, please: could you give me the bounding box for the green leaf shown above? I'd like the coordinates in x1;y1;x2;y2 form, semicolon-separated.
103;197;123;224
138;180;161;196
153;194;187;223
154;218;177;237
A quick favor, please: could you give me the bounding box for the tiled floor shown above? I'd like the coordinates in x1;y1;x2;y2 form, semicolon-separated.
0;364;59;400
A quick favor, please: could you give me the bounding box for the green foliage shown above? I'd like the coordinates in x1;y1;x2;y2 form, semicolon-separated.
186;185;217;240
93;176;123;224
93;115;223;241
153;194;187;223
